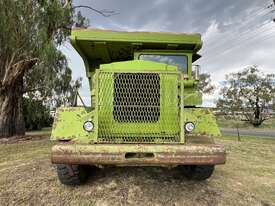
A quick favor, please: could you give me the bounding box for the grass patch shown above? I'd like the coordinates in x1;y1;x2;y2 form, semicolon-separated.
214;135;275;205
26;127;52;136
220;134;275;142
0;135;275;205
217;116;275;129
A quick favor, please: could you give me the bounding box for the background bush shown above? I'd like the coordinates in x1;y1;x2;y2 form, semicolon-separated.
23;98;53;131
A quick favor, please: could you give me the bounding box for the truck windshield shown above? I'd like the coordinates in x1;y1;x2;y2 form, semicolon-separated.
139;54;188;73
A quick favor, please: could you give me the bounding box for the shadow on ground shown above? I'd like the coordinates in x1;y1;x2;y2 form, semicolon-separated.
1;161;222;206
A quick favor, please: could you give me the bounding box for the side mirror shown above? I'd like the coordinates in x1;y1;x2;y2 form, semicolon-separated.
193;65;201;81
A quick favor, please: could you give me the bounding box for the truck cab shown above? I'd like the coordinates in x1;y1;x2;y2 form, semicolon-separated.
51;29;225;186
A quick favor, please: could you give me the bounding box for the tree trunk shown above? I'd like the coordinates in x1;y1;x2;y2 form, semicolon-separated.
252;96;262;127
0;77;25;138
254;99;260;122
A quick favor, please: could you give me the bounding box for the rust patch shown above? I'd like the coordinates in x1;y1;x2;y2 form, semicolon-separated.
51;143;226;166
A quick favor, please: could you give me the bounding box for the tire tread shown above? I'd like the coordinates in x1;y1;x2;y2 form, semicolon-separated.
181;165;214;181
56;164;89;186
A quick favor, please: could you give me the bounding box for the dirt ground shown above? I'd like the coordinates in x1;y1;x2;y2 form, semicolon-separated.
0;136;275;206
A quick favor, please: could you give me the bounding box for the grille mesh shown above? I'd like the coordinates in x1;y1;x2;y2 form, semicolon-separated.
113;73;160;123
97;71;181;144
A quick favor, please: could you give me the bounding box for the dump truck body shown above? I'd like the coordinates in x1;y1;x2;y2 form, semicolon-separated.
51;29;225;185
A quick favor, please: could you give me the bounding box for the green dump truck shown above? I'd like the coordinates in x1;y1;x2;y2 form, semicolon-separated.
51;29;226;185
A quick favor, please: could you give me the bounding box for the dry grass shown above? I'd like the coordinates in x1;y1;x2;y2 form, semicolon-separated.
25;127;52;137
0;136;275;206
217;116;275;129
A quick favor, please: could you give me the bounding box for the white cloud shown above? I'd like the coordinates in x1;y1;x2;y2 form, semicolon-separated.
198;19;275;106
201;21;220;45
68;0;275;108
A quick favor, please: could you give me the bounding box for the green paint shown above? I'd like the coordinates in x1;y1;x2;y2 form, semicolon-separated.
100;60;178;72
70;29;202;74
97;63;181;143
51;107;96;143
185;108;221;137
51;29;220;147
184;88;203;106
71;29;202;47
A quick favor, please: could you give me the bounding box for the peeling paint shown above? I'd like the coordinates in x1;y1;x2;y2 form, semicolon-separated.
51;107;96;143
51;140;226;166
185;108;221;137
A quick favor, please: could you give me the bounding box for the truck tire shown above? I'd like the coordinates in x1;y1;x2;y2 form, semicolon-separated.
180;165;214;181
56;164;89;186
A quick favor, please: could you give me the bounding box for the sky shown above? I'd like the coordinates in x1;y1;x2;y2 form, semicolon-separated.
61;0;275;107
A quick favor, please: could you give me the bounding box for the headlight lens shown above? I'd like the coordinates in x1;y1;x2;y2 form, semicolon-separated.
185;122;195;133
83;121;94;132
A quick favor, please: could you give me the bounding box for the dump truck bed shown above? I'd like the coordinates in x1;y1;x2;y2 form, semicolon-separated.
70;28;202;73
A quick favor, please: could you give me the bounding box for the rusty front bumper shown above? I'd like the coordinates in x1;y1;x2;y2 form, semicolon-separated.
51;143;226;166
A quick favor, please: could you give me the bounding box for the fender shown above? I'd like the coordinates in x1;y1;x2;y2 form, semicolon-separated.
185;108;221;137
51;107;96;143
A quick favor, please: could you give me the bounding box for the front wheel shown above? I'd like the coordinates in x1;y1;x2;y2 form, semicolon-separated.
180;165;215;181
56;164;90;186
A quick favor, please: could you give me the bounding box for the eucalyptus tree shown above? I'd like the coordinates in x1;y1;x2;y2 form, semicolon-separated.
0;0;88;137
198;73;215;94
217;66;275;127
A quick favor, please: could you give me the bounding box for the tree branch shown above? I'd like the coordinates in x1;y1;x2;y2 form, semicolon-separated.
72;5;119;17
62;0;119;17
2;58;39;89
62;0;69;8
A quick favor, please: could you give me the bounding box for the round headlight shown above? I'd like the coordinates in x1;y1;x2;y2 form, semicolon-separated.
185;122;195;133
83;121;94;132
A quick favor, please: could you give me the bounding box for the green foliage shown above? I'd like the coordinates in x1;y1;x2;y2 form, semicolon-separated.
0;0;89;135
0;0;75;104
54;77;82;107
23;98;53;131
217;66;275;127
0;0;71;62
197;73;215;94
74;11;90;28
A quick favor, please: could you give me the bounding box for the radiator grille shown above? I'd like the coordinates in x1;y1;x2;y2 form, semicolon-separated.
113;73;160;123
97;71;181;144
